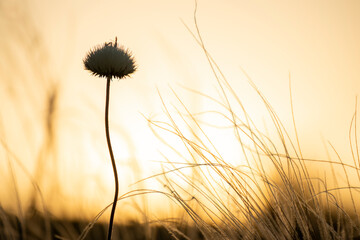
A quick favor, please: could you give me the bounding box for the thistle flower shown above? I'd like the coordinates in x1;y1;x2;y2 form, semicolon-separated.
83;37;136;79
83;37;136;240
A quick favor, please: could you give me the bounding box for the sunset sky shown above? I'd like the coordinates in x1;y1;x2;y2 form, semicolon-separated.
1;0;360;220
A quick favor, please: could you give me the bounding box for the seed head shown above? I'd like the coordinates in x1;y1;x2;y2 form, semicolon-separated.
83;37;136;79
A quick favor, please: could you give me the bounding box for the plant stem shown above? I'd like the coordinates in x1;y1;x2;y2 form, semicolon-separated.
105;76;119;240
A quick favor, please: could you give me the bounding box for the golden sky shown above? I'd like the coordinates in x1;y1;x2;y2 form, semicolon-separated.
1;0;360;220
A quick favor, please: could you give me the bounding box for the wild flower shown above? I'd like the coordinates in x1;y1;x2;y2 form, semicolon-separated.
83;37;136;240
84;37;136;79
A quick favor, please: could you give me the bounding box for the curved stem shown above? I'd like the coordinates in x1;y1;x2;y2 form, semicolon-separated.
105;76;119;240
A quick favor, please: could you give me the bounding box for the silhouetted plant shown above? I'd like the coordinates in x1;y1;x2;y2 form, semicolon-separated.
83;37;136;240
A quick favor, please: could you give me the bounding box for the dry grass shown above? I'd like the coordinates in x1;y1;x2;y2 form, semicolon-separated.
139;71;360;239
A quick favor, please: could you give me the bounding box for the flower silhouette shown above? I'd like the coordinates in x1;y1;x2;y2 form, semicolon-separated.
83;37;136;240
84;37;136;79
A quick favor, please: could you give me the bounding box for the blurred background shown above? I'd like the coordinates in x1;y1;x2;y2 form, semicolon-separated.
0;0;360;222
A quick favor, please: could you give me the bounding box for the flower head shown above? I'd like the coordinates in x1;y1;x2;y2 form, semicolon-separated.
83;37;136;79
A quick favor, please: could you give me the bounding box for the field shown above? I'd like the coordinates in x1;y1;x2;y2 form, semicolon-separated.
1;1;360;239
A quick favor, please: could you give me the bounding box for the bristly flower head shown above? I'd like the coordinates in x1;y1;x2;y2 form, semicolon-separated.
83;37;136;79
